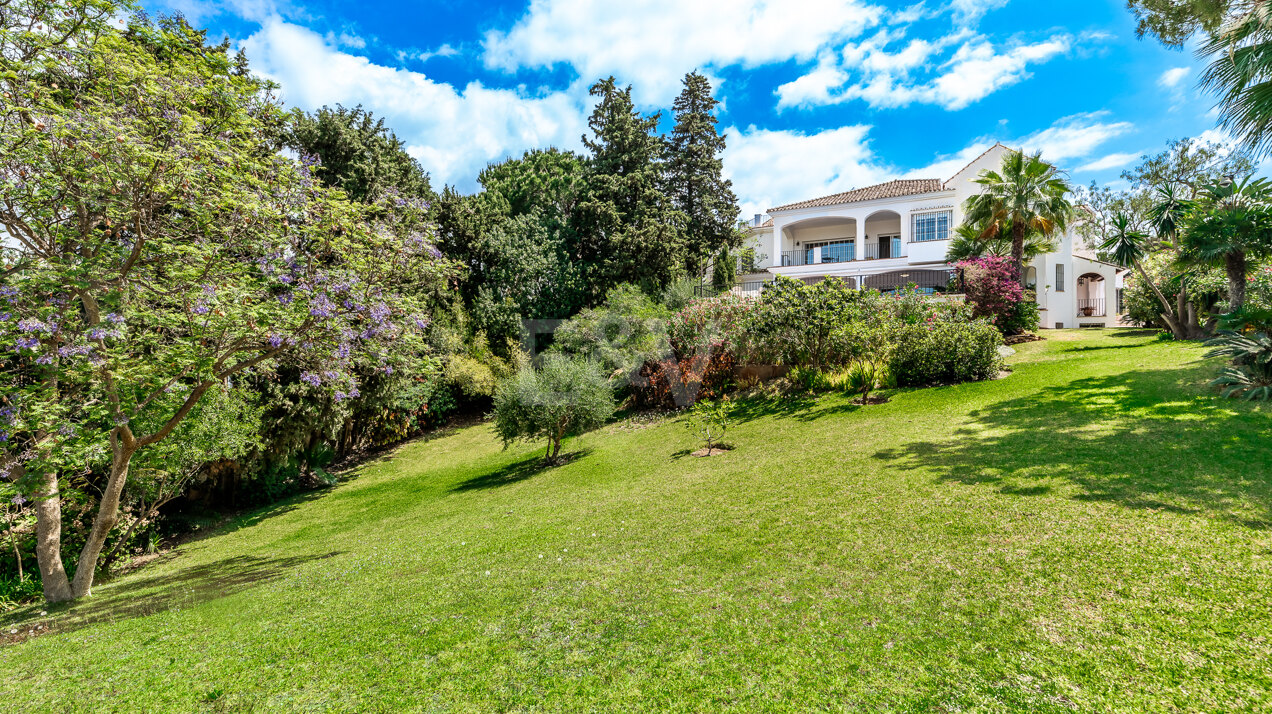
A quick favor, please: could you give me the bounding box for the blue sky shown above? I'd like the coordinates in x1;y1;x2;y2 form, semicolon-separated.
148;0;1229;215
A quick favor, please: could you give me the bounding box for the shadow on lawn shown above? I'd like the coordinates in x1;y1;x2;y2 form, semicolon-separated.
1;551;343;642
872;364;1272;529
729;393;863;424
452;449;592;492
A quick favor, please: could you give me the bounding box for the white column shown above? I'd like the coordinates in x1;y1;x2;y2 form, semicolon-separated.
771;224;785;269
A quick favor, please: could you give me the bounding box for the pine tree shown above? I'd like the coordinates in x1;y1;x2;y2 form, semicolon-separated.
668;71;741;278
573;77;685;304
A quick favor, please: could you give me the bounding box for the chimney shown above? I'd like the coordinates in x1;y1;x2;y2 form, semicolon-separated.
753;214;763;227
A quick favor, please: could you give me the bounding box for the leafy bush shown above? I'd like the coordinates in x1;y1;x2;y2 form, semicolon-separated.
749;276;872;369
956;256;1035;335
552;284;672;381
632;349;737;409
1206;330;1272;400
493;356;616;462
890;318;1004;387
667;293;760;362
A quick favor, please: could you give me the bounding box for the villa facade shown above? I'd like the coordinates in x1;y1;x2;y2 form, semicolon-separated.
737;144;1124;329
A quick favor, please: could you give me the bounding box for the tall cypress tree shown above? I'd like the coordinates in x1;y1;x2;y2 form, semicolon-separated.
668;71;741;278
573;77;685;304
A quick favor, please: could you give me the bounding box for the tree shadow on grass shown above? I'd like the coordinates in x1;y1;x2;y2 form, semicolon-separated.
1;551;343;643
872;364;1272;529
451;449;592;492
729;393;862;424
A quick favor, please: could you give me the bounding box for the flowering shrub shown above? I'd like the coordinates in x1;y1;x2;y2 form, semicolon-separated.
631;350;737;409
667;293;759;361
956;257;1037;335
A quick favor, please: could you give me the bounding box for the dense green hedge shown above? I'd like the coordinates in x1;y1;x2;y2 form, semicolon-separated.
890;319;1005;387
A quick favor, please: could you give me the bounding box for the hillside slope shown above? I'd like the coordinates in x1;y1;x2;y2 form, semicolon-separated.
3;330;1271;712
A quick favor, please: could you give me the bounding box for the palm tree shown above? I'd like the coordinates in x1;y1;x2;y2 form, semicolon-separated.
962;150;1075;283
947;222;1058;263
1198;7;1272;158
1179;176;1272;312
1146;183;1192;242
1102;213;1186;337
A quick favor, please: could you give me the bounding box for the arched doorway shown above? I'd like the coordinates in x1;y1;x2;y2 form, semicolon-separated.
1076;273;1106;316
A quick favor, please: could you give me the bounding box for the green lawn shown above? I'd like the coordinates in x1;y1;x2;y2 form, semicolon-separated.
4;329;1272;712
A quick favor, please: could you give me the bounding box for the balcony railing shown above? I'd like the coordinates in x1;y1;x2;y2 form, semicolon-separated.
1077;298;1106;317
781;245;857;267
694;281;770;298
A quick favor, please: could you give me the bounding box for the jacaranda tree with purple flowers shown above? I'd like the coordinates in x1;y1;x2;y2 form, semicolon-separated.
0;6;451;602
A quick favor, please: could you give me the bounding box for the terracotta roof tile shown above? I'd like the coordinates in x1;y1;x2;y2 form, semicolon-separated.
768;178;945;213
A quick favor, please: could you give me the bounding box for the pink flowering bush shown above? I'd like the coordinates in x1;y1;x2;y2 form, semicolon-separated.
956;257;1037;335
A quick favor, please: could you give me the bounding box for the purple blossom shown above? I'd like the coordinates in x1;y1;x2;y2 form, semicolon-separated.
35;353;53;365
17;318;46;333
11;494;25;506
268;334;285;348
310;294;336;319
191;301;210;315
300;371;321;387
87;327;109;341
58;424;76;437
277;292;294;305
104;312;125;324
334;391;348;401
16;336;38;350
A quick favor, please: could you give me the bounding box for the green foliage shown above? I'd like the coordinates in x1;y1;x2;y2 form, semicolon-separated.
551;284;672;381
667;72;741;277
1198;8;1272;159
750;277;872;370
1127;0;1235;47
435;149;587;336
711;246;737;292
289;104;434;203
574;78;686;303
1206;330;1272;400
889;319;1004;387
685;398;732;451
962;150;1074;271
492;356;615;461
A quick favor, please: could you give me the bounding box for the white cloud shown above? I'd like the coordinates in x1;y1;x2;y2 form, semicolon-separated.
1158;66;1190;89
324;30;366;49
240;18;591;191
774;52;849;109
1016;112;1135;162
722;125;893;215
781;32;1073;111
398;44;460;64
949;0;1009;21
483;0;884;105
1076;152;1140;173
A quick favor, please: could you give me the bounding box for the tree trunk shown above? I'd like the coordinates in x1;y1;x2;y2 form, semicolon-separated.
5;505;23;581
1132;258;1181;337
1225;250;1247;313
33;470;72;603
70;439;135;598
1011;221;1026;286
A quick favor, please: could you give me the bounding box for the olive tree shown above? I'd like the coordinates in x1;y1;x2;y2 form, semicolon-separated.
492;356;615;463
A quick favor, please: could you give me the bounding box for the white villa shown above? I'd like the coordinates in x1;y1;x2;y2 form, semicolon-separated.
738;144;1125;329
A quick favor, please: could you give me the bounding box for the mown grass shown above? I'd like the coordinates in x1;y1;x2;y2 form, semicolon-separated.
2;329;1271;712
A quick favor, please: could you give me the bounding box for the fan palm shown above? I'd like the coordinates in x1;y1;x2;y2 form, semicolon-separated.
947;222;1058;262
1179;176;1272;311
1102;212;1183;336
962;150;1075;282
1198;5;1272;158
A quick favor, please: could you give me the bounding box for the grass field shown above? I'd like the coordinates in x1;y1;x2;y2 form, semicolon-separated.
3;329;1271;712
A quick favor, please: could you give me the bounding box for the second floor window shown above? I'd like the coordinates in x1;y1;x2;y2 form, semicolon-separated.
912;211;951;242
1056;264;1065;292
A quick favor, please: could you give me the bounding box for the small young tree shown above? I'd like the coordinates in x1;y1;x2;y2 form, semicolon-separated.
685;397;731;453
492;356;615;463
